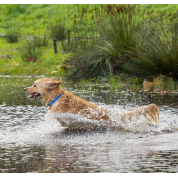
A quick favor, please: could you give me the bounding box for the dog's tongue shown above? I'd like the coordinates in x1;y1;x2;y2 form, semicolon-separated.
28;93;37;98
28;94;34;98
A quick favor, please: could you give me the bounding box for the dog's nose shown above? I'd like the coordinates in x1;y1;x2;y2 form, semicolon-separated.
24;88;27;92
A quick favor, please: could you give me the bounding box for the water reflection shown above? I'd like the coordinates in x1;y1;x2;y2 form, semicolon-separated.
0;144;46;173
0;77;178;172
2;132;178;173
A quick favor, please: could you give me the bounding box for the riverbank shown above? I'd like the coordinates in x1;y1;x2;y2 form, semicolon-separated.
1;4;178;93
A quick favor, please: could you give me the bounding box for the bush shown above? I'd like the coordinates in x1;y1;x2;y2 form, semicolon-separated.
64;5;141;81
123;14;178;80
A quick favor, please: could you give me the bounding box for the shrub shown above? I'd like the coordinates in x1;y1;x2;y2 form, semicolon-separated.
123;14;178;80
64;5;141;81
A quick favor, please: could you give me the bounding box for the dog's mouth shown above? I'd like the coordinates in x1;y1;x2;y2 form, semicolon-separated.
28;92;41;98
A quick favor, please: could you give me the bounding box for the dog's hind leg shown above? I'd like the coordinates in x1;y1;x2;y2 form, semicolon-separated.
143;104;159;124
123;104;159;124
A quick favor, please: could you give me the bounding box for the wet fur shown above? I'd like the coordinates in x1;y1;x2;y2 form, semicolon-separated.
25;78;159;127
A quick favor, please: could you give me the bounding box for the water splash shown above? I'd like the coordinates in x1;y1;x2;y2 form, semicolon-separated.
45;105;175;134
0;104;176;147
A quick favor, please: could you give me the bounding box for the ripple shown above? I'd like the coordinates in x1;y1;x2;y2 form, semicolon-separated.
1;77;178;172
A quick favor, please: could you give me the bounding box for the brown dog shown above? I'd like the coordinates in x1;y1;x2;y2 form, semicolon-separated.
24;78;159;128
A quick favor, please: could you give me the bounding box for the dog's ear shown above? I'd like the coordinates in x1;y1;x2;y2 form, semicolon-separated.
46;81;61;90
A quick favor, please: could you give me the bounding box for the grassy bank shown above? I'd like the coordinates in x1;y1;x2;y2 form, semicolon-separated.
1;4;178;92
0;37;70;76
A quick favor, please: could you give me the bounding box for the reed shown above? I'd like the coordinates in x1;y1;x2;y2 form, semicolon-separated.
48;19;66;41
4;27;20;43
33;31;49;47
64;5;142;80
123;13;178;80
18;40;43;62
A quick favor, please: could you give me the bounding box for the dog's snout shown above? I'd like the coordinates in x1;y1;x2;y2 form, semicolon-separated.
24;88;27;92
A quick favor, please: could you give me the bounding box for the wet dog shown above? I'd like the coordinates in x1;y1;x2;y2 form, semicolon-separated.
24;78;159;129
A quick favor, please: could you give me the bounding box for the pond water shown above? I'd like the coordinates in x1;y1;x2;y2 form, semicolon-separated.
0;77;178;173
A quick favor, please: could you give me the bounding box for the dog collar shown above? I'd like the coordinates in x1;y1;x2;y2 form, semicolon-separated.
47;93;63;106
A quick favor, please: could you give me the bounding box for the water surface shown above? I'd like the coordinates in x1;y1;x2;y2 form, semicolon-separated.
0;77;178;173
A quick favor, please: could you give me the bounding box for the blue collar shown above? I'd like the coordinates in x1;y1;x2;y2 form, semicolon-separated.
47;93;63;106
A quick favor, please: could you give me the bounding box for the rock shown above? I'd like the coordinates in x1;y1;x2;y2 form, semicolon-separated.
143;80;154;91
143;75;177;93
153;75;166;90
154;75;175;91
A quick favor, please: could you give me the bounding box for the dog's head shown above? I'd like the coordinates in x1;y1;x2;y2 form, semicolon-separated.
24;78;61;99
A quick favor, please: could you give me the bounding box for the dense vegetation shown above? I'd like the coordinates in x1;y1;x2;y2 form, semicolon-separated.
1;4;178;90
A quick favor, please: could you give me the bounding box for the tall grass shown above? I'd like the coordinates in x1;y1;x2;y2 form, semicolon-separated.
4;27;20;43
64;5;178;83
123;14;178;80
18;40;43;62
48;19;66;41
33;31;49;47
64;5;142;80
2;4;178;84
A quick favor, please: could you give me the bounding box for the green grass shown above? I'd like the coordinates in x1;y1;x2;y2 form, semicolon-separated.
0;37;71;76
1;4;178;92
0;4;102;35
0;4;178;35
63;5;150;80
4;27;20;43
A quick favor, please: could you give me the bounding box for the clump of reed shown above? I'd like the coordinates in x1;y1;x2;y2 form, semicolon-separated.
33;31;49;47
18;40;43;62
4;27;20;43
48;19;66;41
64;4;178;85
123;13;178;80
18;31;49;62
64;5;142;81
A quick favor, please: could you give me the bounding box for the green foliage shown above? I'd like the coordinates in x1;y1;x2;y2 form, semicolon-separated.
64;5;141;80
123;14;178;80
4;27;20;43
48;19;66;41
33;31;49;47
2;4;178;89
18;40;43;62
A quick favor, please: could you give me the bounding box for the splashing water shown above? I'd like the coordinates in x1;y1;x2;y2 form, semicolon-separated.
45;105;174;134
1;77;178;173
0;103;175;148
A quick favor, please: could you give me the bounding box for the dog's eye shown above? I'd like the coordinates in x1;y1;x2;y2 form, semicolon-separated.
34;84;37;87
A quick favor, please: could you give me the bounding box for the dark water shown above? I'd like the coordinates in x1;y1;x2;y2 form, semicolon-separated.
0;77;178;173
